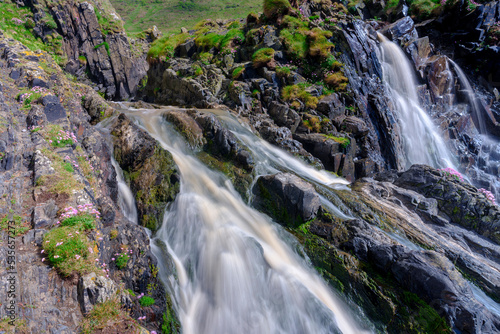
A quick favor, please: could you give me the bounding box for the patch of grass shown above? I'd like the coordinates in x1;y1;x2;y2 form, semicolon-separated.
110;0;262;35
263;0;291;19
252;47;275;68
42;225;97;277
232;65;245;79
282;84;319;109
110;229;119;239
303;115;321;132
39;148;83;195
280;28;308;59
139;296;155;307
79;298;137;334
60;214;96;230
1;214;30;236
324;72;348;91
195;32;223;51
192;64;203;76
307;28;334;58
276;66;291;77
322;134;351;149
148;32;189;61
94;41;111;57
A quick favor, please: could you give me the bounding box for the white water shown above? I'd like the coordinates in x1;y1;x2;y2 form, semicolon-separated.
378;34;455;170
123;108;371;334
110;156;138;223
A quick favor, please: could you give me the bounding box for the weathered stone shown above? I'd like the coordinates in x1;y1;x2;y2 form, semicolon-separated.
253;173;320;227
164;110;205;147
77;272;117;314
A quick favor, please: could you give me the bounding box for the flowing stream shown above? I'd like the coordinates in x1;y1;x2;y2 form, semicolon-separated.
378;34;455;169
120;108;372;334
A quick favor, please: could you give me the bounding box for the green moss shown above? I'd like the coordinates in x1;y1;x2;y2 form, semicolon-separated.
276;66;291;77
321;134;350;149
282;84;318;109
148;33;189;61
308;28;334;58
280;28;308;59
195;32;223;51
220;28;245;48
232;66;245;79
252;47;275;67
139;296;155;307
263;0;292;19
324;72;348;91
94;41;110;57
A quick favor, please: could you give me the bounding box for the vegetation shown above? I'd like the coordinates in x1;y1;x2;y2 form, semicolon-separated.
232;66;245;79
282;84;318;109
115;252;130;269
37;148;84;195
139;296;156;307
322;134;351;149
79;298;138;334
263;0;291;19
252;47;275;67
148;32;188;61
110;0;262;35
1;214;30;236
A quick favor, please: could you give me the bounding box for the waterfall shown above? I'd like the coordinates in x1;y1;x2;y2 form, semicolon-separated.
123;108;372;334
111;156;138;224
378;34;455;170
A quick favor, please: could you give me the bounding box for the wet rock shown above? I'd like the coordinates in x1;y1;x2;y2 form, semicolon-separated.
394;165;500;244
253;173;320;227
164;110;205;147
77;272;117;314
194;112;253;170
111;113;179;230
317;93;345;119
268;101;301;132
380;16;418;46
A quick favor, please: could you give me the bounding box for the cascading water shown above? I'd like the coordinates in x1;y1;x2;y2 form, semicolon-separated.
378;34;455;169
111;156;138;223
123;108;372;334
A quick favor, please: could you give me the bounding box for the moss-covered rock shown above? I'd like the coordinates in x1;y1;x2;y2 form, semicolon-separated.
111;113;179;231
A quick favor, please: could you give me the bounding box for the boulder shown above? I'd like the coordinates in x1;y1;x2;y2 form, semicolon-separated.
77;272;117;314
253;173;320;227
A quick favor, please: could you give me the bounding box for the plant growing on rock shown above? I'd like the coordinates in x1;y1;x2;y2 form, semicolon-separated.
324;72;348;91
252;47;276;68
438;167;464;182
282;84;319;109
139;295;156;307
114;248;132;269
478;188;496;204
263;0;292;19
232;66;245;79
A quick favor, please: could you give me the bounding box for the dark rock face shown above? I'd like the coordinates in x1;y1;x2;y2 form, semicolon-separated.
394;165;500;244
193;112;254;170
27;0;147;99
111;113;179;231
253;173;320;227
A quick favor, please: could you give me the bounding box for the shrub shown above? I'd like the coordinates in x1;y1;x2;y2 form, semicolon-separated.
139;296;156;307
115;252;129;269
252;48;275;68
478;188;496;204
263;0;292;19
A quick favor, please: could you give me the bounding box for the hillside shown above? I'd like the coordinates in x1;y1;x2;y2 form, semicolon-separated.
110;0;262;34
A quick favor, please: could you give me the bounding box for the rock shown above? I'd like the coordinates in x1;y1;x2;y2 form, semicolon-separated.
26;105;47;128
268;101;301;132
380;16;418;46
178;39;196;58
317;93;345;118
394;165;500;244
43;101;66;123
81;92;114;124
77;272;117;314
253;173;320;227
340;116;370;137
164;110;205;147
194;112;253;170
111;113;179;230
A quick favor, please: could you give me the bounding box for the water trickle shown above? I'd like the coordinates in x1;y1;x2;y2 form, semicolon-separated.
123;108;372;334
378;34;455;169
111;156;138;224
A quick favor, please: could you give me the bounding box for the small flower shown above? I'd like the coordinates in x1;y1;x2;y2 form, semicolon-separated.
54;255;59;258
41;250;44;253
42;258;45;262
111;258;115;261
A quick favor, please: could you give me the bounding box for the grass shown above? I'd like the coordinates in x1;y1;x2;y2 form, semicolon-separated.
232;66;245;79
324;72;348;91
79;298;138;334
252;47;275;68
115;252;130;269
1;214;30;236
322;134;351;149
147;32;188;60
282;84;319;109
263;0;291;19
38;148;83;195
0;2;64;63
109;0;262;35
42;222;97;277
139;296;155;307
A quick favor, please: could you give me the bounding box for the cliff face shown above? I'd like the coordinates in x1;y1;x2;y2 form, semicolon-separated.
24;0;150;100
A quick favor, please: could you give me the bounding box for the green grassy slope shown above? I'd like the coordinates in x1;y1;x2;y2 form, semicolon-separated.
109;0;262;34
